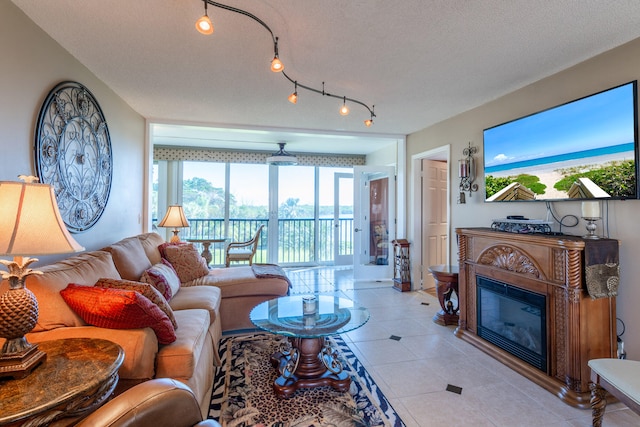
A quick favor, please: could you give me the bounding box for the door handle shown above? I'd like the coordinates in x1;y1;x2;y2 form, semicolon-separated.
354;228;361;232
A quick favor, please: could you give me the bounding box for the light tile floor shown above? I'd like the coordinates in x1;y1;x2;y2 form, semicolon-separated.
285;266;640;427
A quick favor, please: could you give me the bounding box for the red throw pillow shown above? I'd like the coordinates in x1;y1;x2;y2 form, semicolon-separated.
94;278;178;329
60;284;176;344
161;243;210;283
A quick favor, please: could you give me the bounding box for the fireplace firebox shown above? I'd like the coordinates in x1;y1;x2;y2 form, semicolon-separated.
477;276;546;371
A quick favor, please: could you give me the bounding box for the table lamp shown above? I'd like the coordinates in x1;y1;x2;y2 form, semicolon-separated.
0;176;84;379
158;205;190;243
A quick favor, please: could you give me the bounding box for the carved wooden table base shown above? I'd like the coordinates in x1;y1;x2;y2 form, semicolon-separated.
270;337;350;398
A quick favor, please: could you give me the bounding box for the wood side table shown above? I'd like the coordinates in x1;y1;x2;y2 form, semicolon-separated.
428;264;459;326
187;238;227;266
0;338;124;427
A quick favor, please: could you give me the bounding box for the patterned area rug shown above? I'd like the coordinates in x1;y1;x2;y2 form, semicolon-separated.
209;333;404;427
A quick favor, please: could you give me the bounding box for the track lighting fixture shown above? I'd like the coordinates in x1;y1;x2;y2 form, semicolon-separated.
288;81;298;104
194;1;376;126
195;0;214;35
339;97;350;116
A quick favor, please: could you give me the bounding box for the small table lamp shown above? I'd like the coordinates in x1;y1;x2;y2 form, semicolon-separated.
158;205;190;243
0;177;84;379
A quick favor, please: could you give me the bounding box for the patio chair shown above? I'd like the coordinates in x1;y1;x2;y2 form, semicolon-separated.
225;225;264;267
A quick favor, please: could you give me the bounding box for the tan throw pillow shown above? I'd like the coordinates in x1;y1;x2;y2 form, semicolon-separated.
94;278;178;329
107;237;152;281
162;243;210;283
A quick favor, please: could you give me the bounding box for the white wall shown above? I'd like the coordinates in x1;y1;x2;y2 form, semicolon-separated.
407;37;640;359
366;143;398;166
0;2;146;263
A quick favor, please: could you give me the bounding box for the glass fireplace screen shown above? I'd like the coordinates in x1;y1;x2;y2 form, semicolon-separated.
477;276;547;371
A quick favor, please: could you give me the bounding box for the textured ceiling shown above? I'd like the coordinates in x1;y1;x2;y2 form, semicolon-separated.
11;0;640;154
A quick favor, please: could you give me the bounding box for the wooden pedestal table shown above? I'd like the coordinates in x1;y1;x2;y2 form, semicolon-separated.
250;295;370;398
0;338;124;427
186;238;228;266
428;264;459;326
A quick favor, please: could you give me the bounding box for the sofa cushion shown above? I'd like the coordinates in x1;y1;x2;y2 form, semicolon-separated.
106;236;153;281
60;284;176;344
26;251;121;332
140;261;181;301
95;278;178;329
161;243;210;283
169;286;221;326
155;309;209;379
186;266;289;298
136;232;166;266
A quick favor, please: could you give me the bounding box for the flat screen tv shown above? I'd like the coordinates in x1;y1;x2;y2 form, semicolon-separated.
483;81;639;202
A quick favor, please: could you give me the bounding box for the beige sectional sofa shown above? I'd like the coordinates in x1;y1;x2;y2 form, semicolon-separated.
2;232;290;418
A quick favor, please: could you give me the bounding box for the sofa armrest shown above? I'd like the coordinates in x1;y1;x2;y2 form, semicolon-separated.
77;378;221;427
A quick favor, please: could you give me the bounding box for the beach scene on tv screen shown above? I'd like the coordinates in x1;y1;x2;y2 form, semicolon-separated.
484;83;637;201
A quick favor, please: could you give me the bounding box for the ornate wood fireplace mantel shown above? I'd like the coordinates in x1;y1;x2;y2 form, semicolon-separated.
455;228;618;408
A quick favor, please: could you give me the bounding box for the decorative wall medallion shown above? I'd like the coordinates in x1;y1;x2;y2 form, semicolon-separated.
35;81;112;233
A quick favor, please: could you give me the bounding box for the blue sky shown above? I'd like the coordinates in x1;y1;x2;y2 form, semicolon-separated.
483;82;636;168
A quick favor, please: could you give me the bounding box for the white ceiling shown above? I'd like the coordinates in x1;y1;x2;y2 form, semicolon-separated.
12;0;640;155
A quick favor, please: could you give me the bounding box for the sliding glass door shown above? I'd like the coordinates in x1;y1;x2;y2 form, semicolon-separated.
154;159;353;266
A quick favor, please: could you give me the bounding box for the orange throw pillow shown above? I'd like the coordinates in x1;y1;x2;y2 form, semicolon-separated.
60;284;176;344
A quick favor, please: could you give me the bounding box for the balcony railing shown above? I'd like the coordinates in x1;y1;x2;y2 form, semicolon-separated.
180;218;353;266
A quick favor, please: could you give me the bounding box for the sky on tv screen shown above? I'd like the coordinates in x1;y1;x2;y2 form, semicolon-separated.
484;83;635;173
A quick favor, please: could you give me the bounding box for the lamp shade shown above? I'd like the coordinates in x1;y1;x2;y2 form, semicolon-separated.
158;205;190;228
0;181;84;256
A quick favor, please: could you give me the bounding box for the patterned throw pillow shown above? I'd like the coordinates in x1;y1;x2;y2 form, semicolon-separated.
161;243;210;283
94;278;178;329
60;284;176;344
158;241;188;259
140;261;181;301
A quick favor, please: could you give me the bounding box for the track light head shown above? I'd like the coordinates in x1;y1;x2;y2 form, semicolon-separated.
271;57;284;72
288;81;298;104
339;97;349;116
270;37;284;72
195;1;214;35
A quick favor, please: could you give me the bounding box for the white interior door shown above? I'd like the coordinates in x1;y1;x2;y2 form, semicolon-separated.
353;166;395;280
334;172;353;265
422;159;448;288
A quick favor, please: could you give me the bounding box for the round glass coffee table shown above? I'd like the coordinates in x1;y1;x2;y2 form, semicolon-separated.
250;294;369;398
